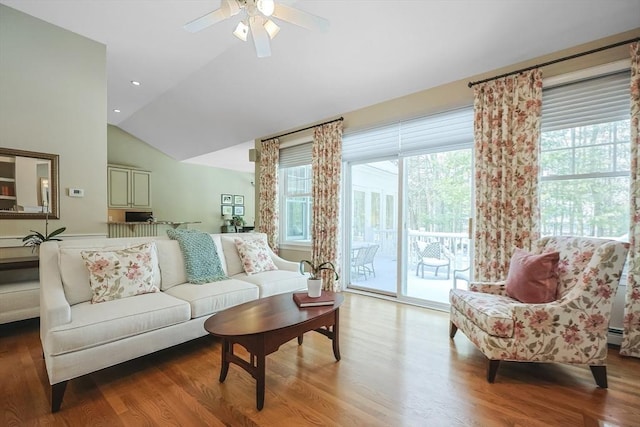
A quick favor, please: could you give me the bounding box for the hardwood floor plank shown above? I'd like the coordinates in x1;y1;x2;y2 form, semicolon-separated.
1;293;640;426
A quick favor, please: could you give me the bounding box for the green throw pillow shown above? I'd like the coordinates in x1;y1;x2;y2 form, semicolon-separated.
166;229;228;284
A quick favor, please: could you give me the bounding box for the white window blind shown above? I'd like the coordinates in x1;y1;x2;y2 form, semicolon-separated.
279;142;312;168
342;107;473;162
541;71;630;132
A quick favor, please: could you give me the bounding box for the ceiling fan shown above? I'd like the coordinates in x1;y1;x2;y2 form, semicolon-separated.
184;0;329;58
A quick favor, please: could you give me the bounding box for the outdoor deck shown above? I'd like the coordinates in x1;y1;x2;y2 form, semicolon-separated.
347;253;469;305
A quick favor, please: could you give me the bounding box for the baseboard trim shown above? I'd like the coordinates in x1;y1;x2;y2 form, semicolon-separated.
608;327;623;346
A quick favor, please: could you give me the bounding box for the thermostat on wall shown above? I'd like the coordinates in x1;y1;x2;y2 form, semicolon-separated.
68;188;84;197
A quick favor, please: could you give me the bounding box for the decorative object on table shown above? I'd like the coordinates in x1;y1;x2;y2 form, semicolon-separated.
299;258;338;298
221;205;233;216
233;205;244;216
234;194;244;205
293;291;335;307
221;194;233;204
22;204;65;252
223;214;233;226
232;215;245;228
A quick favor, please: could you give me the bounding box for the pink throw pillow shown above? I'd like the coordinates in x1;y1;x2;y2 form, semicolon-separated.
505;248;560;303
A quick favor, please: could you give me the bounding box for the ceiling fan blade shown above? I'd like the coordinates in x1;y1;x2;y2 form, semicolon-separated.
272;3;329;32
250;16;271;58
183;0;240;33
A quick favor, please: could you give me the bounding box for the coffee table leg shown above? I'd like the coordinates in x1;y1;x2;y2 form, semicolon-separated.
219;339;230;382
256;350;266;410
297;335;303;345
332;309;341;361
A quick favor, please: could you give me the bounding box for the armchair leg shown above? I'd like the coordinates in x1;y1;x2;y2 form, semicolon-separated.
51;381;67;413
589;365;608;388
487;359;500;383
449;322;458;338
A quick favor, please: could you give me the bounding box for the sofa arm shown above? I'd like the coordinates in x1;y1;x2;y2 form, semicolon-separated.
39;242;71;339
469;281;508;296
272;256;303;273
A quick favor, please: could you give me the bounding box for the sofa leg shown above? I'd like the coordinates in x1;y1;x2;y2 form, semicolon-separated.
449;322;458;338
589;365;608;388
487;359;500;383
51;381;67;413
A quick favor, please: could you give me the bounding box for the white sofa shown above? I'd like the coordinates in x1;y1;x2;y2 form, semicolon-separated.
39;232;306;412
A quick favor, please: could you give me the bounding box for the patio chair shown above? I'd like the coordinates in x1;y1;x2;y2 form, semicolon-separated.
453;265;470;289
449;236;629;387
414;241;451;279
363;244;379;278
351;246;370;280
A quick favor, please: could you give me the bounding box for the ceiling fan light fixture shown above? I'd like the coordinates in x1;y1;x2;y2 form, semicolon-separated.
233;20;249;41
264;19;280;39
256;0;275;17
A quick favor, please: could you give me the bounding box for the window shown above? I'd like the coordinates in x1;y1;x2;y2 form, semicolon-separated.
540;71;630;238
279;143;312;245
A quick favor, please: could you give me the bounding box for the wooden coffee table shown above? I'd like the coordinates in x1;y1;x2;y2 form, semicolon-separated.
204;291;344;410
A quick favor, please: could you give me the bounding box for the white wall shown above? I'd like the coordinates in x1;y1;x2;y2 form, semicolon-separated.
0;4;107;255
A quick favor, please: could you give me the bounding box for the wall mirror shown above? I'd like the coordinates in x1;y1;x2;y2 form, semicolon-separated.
0;147;59;219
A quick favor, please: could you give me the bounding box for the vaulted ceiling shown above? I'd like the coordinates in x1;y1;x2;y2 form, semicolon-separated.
2;1;639;173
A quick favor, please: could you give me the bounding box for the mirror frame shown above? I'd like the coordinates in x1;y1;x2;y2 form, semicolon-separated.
0;147;59;220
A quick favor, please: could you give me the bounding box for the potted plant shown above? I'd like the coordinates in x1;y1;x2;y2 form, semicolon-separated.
232;215;245;230
22;213;65;252
299;259;339;297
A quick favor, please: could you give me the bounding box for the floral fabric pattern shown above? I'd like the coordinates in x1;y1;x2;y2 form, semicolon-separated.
473;70;543;281
450;237;629;365
258;138;279;253
81;243;159;304
312;121;343;291
622;42;640;358
234;235;278;275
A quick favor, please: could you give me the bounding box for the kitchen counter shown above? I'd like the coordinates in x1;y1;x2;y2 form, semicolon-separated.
106;221;202;238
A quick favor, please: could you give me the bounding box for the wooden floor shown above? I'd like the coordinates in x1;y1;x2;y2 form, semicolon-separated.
1;293;640;426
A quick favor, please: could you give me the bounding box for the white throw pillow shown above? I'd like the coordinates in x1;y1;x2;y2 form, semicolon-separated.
81;242;160;303
234;236;278;276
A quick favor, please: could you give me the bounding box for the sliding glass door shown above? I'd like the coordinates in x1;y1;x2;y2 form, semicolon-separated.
347;160;398;295
403;149;472;305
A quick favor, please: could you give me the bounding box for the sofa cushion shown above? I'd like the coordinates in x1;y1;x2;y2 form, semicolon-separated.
220;235;245;276
505;249;559;303
232;270;306;298
155;240;188;291
234;235;278;275
449;289;515;338
59;240;161;305
81;243;160;303
167;229;228;284
164;279;258;318
45;292;190;356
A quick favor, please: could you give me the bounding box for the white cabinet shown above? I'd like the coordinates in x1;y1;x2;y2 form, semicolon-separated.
108;165;151;209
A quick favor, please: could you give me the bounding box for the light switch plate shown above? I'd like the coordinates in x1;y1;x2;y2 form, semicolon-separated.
68;188;84;197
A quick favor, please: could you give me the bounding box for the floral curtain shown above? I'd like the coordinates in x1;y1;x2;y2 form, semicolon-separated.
258;138;279;253
473;69;543;281
621;42;640;358
311;121;343;291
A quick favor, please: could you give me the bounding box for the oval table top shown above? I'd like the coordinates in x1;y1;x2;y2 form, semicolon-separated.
204;291;344;337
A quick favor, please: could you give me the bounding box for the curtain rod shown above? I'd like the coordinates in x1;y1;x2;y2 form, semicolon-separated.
468;36;640;88
261;117;344;142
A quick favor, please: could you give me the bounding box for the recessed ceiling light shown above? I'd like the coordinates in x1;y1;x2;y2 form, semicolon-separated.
130;80;141;86
113;109;121;113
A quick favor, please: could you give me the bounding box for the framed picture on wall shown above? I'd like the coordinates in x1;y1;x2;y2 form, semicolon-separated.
233;205;244;216
221;194;233;204
234;195;244;205
221;205;233;216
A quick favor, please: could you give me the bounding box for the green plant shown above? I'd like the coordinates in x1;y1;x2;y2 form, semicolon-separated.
22;214;65;252
232;216;245;227
299;259;339;281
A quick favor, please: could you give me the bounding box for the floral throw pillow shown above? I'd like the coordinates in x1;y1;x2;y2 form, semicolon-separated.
234;236;278;275
81;242;160;303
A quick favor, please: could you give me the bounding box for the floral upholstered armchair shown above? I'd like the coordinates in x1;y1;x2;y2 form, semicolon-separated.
449;236;629;387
